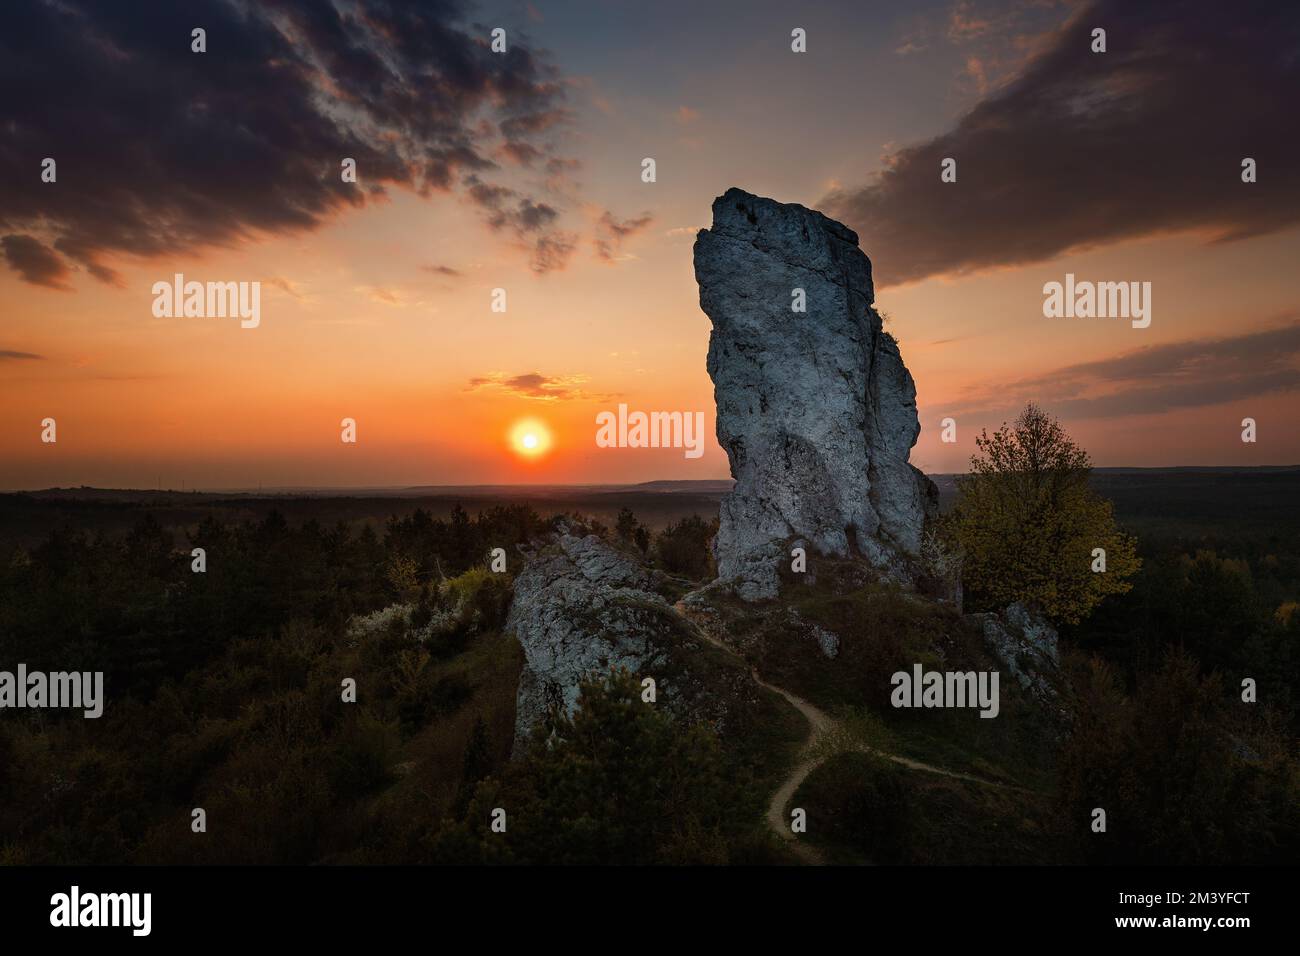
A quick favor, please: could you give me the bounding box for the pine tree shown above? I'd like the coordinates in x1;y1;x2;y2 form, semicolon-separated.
615;507;638;542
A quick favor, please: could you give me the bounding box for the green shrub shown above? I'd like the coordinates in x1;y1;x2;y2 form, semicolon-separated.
654;515;718;580
446;568;512;633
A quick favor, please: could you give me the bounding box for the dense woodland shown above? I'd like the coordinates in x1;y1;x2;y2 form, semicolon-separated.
0;476;1296;864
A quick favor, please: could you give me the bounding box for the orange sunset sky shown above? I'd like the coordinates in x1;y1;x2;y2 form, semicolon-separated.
2;0;1298;490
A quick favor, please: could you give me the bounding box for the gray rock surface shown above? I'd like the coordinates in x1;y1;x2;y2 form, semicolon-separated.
694;187;937;599
972;602;1060;701
506;523;680;752
809;624;840;660
506;521;782;754
786;607;840;659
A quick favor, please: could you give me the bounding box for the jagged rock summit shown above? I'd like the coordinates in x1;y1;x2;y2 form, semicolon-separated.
694;187;938;599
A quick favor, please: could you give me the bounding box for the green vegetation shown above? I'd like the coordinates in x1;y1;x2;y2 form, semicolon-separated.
0;501;794;864
0;460;1296;866
792;751;1066;865
1067;547;1298;718
754;423;1299;864
1057;649;1298;864
654;514;719;580
946;403;1140;624
710;563;1059;788
427;670;786;864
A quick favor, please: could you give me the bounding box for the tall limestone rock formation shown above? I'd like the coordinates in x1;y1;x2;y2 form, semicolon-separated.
694;187;938;599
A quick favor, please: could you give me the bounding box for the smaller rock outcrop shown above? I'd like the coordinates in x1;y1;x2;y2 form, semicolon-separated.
787;607;840;659
506;522;681;752
971;602;1060;702
506;520;795;756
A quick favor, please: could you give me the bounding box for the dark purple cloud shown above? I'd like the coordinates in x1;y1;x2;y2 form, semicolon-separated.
824;0;1300;286
948;318;1300;420
1;235;71;289
462;172;575;270
0;0;576;285
593;210;654;261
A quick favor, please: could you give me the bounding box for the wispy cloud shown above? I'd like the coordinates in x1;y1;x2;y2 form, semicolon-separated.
0;348;45;360
947;0;997;42
593;210;654;262
948;319;1300;421
265;276;307;300
466;371;608;402
356;285;404;307
1;235;70;289
464;174;577;273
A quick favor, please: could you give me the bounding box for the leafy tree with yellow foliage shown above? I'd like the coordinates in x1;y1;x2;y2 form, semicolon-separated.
946;403;1139;625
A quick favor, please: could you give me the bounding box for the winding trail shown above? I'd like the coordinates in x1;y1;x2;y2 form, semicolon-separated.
674;600;1013;865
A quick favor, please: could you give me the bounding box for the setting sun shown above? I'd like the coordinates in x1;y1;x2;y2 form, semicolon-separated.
508;418;554;459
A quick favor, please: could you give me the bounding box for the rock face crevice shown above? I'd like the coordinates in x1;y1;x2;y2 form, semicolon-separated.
694;187;937;599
